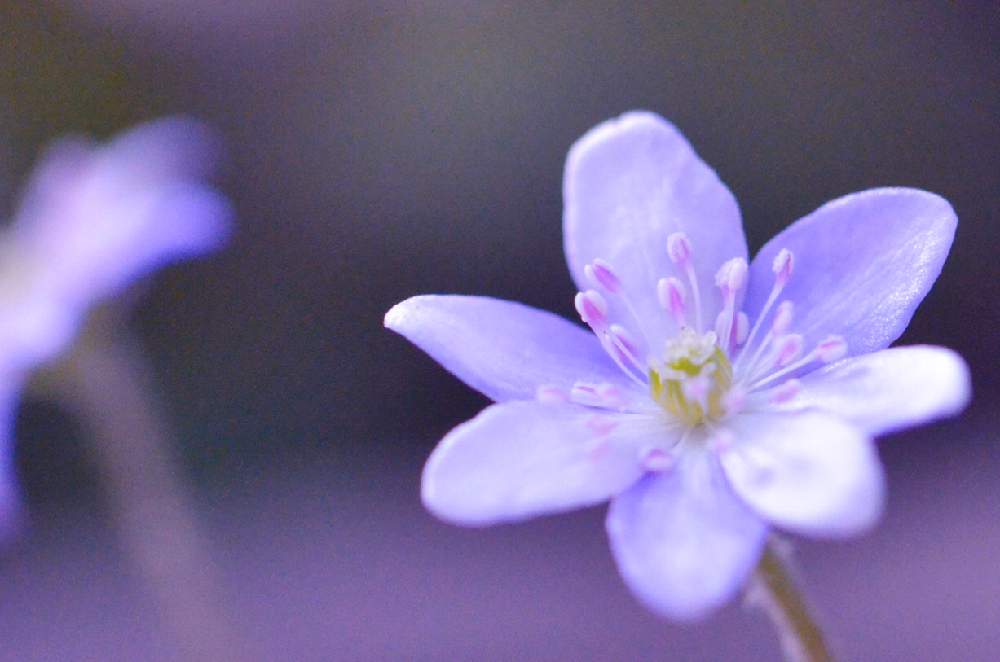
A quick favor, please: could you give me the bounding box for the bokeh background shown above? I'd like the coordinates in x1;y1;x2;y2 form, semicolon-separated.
1;2;998;660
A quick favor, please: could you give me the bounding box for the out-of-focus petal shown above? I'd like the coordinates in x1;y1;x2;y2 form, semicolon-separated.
14;117;220;234
743;188;956;357
10;137;95;231
11;117;230;304
52;184;230;304
0;293;79;372
563;112;746;354
720;411;884;538
786;346;970;435
93;116;221;182
385;295;643;403
606;451;766;620
422;401;669;525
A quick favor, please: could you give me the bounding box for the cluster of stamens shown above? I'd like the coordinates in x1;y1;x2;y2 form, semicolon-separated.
555;232;847;437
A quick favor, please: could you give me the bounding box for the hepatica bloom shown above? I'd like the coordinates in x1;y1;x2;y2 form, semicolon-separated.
386;112;969;619
0;117;230;529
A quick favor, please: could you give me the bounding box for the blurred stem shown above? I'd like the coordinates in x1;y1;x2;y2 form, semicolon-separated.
750;540;833;662
55;329;241;662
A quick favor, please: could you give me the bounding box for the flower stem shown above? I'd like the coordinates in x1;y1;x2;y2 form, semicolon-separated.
750;540;833;662
55;330;243;661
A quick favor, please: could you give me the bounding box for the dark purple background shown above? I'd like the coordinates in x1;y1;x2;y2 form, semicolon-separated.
1;2;998;659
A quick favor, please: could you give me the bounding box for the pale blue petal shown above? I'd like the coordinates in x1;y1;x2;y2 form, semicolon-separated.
564;111;746;353
743;188;956;357
606;451;766;620
12;117;231;306
385;295;643;403
721;411;884;538
422;401;670;525
785;346;970;435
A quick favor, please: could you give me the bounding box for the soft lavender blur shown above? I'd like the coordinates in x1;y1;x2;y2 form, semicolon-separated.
0;117;228;374
1;2;998;660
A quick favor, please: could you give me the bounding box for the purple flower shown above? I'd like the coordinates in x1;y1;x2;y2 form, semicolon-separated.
0;117;230;530
386;112;970;619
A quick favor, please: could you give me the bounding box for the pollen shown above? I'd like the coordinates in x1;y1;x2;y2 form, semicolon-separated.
649;329;733;426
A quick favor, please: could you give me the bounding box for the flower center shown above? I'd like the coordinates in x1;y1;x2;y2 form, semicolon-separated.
566;234;850;433
649;329;733;426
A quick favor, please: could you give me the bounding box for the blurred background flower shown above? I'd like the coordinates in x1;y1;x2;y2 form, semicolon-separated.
1;3;998;661
0;115;227;540
0;116;234;658
0;117;228;375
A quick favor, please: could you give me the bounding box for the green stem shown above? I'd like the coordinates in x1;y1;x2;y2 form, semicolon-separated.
750;540;833;662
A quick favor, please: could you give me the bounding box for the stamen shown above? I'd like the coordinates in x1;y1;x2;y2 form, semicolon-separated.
582;257;658;360
742;333;803;386
570;382;601;406
775;334;805;367
575;281;652;388
657;277;687;327
738;300;794;377
574;289;608;330
736;248;795;368
748;336;849;391
714;310;730;349
640;447;673;472
715;257;748;294
769;378;801;404
536;385;568;404
772;301;794;335
667;232;703;332
666;232;692;265
734;312;749;346
584;259;622;294
595;383;626;408
609;324;640;361
716;309;750;351
571;381;627;409
722;386;746;416
598;334;648;387
772;248;794;287
815;335;847;363
714;257;748;354
607;324;648;380
585;414;618;437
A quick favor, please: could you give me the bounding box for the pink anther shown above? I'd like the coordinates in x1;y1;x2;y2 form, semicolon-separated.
666;232;692;265
585;258;622;294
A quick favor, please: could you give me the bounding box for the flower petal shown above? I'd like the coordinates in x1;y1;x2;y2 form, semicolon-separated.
0;295;79;372
720;411;884;538
743;188;956;357
385;295;642;403
12;117;231;305
422;402;669;525
787;346;970;435
606;451;766;620
563;112;746;352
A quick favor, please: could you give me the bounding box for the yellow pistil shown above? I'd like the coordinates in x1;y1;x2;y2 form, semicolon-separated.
649;330;733;426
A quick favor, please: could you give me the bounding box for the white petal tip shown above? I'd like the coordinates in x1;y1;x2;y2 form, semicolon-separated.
565;111;685;173
383;295;426;331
